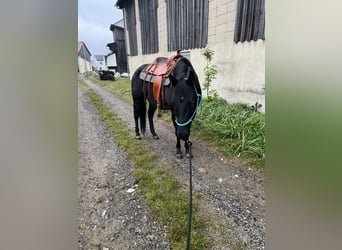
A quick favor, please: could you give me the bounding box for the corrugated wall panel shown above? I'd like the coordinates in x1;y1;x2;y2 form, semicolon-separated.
138;0;159;55
166;0;208;51
125;0;138;56
234;0;265;43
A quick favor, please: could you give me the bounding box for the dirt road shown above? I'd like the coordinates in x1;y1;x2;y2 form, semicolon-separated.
78;78;265;249
78;85;169;249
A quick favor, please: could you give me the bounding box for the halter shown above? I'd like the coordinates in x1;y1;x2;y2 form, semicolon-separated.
175;84;202;127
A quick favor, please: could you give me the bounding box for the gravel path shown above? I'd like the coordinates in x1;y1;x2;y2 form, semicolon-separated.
78;85;169;250
79;77;265;249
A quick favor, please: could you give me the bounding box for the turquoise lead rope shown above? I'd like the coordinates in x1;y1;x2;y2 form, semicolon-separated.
175;85;202;127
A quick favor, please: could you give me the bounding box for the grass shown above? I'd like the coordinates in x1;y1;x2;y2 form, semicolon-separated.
87;76;265;168
79;80;210;249
87;75;133;103
192;98;265;168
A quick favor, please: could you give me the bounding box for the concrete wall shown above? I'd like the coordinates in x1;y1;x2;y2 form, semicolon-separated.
124;0;265;112
78;57;92;74
207;0;265;112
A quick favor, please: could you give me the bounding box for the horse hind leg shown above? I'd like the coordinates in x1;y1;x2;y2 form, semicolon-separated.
133;105;141;139
147;102;159;139
133;99;146;140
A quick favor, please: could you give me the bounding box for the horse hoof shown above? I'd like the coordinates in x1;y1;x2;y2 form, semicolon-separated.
135;135;141;140
153;135;159;139
186;153;193;158
176;154;183;159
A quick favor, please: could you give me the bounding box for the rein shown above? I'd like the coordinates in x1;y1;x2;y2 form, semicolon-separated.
185;139;193;250
175;84;202;127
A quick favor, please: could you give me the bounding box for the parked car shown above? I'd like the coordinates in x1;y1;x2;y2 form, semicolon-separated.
98;70;115;81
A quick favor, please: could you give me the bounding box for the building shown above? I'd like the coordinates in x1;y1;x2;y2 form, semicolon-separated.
107;19;128;74
115;0;265;112
92;55;107;71
78;41;92;74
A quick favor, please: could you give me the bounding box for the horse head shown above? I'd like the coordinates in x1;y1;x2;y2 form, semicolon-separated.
169;58;202;142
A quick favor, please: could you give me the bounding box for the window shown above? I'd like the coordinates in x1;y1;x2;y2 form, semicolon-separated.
124;0;138;56
234;0;265;43
180;51;191;61
138;0;159;54
166;0;209;51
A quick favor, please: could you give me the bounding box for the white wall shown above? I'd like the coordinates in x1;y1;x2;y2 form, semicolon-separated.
94;60;107;71
124;0;265;112
78;57;92;74
205;40;265;113
206;0;265;112
106;54;117;68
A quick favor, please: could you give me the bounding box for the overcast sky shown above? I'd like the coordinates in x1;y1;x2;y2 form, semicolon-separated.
78;0;123;56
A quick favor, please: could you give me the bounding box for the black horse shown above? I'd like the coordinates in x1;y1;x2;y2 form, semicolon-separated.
131;56;202;158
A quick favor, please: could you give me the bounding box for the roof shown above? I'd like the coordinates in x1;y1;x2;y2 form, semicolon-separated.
115;0;124;9
93;55;105;61
110;19;124;31
114;19;124;28
106;42;116;53
78;42;82;53
78;41;92;56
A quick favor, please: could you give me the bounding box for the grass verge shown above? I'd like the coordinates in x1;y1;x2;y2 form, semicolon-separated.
87;77;265;168
87;75;133;103
193;98;265;168
79;80;210;249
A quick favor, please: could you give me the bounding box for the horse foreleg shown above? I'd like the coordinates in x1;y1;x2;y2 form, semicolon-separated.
175;137;183;159
172;113;182;158
148;103;159;139
184;141;193;158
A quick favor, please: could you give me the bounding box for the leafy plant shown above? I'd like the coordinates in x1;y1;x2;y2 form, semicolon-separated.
201;47;218;98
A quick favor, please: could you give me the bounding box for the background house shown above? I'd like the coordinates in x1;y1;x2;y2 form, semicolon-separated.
107;19;128;74
115;0;265;112
92;55;107;71
78;41;92;74
105;52;118;72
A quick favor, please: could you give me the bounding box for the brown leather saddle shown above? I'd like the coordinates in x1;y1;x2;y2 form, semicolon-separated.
139;51;183;116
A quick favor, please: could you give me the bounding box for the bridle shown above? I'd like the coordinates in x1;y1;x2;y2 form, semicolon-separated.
175;83;202;127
